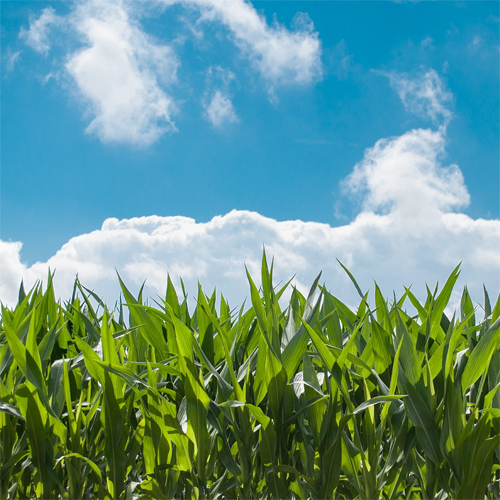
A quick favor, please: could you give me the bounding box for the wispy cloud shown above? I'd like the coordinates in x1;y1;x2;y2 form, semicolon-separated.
5;50;21;72
420;36;434;48
325;39;355;80
179;1;322;89
469;35;483;49
19;7;61;55
172;1;322;91
382;68;453;126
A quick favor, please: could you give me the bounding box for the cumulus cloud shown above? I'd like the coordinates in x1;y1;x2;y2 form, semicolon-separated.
344;127;469;220
203;90;239;126
0;241;28;306
383;68;453;125
19;7;61;55
66;0;178;145
2;127;498;310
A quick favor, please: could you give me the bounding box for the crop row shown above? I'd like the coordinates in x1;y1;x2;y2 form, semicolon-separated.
1;255;499;499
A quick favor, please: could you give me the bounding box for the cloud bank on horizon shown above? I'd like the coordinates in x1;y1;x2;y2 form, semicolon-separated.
2;127;498;309
2;0;498;310
2;67;499;309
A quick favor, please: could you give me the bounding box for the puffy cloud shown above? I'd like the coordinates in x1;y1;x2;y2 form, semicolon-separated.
203;90;239;126
0;241;28;307
343;127;469;220
2;127;498;310
66;0;178;145
383;68;453;125
19;7;61;55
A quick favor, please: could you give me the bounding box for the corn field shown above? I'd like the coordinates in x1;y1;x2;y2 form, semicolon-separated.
1;255;499;499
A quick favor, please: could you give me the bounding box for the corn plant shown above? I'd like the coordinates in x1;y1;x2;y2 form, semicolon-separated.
0;255;499;499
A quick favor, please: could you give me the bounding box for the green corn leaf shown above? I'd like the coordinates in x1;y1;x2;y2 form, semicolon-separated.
371;319;393;374
282;286;322;380
198;302;245;401
169;311;211;480
261;250;274;312
429;264;461;333
117;273;169;359
461;315;500;393
337;313;366;369
102;370;126;499
4;321;47;396
490;291;500;322
246;266;270;336
38;320;65;369
337;259;367;303
404;287;428;322
74;337;105;384
458;434;500;500
395;307;421;386
350;395;405;416
398;370;442;465
4;321;66;439
381;337;403;425
47;359;67;418
166;273;181;318
55;453;102;482
0;400;24;420
72;308;101;343
15;385;53;497
301;319;336;372
192;337;234;400
303;353;326;442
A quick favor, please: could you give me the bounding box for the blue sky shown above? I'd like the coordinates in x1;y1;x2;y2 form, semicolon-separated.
0;0;499;307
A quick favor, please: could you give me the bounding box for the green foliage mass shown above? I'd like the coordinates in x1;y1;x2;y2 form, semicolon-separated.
1;254;499;499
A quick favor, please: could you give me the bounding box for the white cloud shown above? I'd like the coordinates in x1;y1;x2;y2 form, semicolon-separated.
19;7;61;55
204;90;239;126
5;51;21;72
2;127;498;311
326;39;354;81
420;36;434;48
384;68;453;126
470;35;483;48
202;66;238;125
0;241;29;306
18;0;322;144
66;0;178;145
205;65;236;87
180;0;322;89
343;127;469;220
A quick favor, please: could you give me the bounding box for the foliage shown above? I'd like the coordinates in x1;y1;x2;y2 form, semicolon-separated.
1;255;499;499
